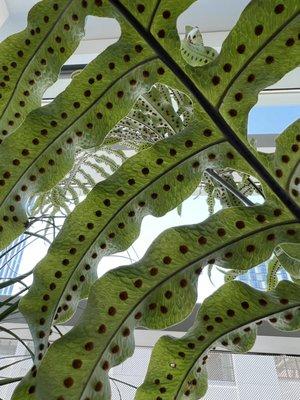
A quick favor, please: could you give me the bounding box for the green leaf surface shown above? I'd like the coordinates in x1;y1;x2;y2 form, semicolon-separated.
19;119;245;366
108;83;192;146
180;26;218;67
0;0;107;138
31;147;126;216
202;170;246;216
108;0;300;220
137;280;300;400
34;202;299;399
266;257;280;290
0;39;160;249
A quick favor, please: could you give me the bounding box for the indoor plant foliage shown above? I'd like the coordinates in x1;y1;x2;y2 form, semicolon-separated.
30;82;193;216
0;0;298;399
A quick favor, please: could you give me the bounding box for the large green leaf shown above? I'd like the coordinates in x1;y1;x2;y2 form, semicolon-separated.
31;83;192;216
0;3;177;249
195;0;300;136
274;120;300;204
0;0;106;139
0;55;165;249
14;112;254;398
19;118;247;361
1;0;299;251
137;280;300;399
107;83;193;148
33;202;299;399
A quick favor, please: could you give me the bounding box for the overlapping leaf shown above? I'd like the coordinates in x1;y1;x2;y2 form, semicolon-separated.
30;147;127;216
202;170;253;216
0;52;166;250
107;83;192;148
108;0;299;216
19;118;247;364
0;2;181;249
180;26;218;67
0;0;108;138
30;83;191;217
266;257;280;290
137;280;300;399
34;202;299;399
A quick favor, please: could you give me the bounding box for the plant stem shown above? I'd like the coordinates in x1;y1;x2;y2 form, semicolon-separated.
110;377;138;390
0;302;19;322
206;169;254;207
0;377;23;386
247;177;266;199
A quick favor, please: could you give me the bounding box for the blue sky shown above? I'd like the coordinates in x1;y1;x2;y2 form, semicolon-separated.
249;105;300;134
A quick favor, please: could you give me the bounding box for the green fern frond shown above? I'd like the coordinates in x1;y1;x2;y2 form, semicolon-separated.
31;147;127;217
267;257;280;291
31;81;193;218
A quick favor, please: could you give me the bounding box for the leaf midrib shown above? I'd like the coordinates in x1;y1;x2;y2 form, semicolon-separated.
109;0;300;220
79;218;296;399
0;56;158;209
175;302;300;399
0;0;75;123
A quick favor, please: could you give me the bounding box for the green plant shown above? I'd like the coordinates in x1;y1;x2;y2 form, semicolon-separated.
0;0;298;399
30;83;192;216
